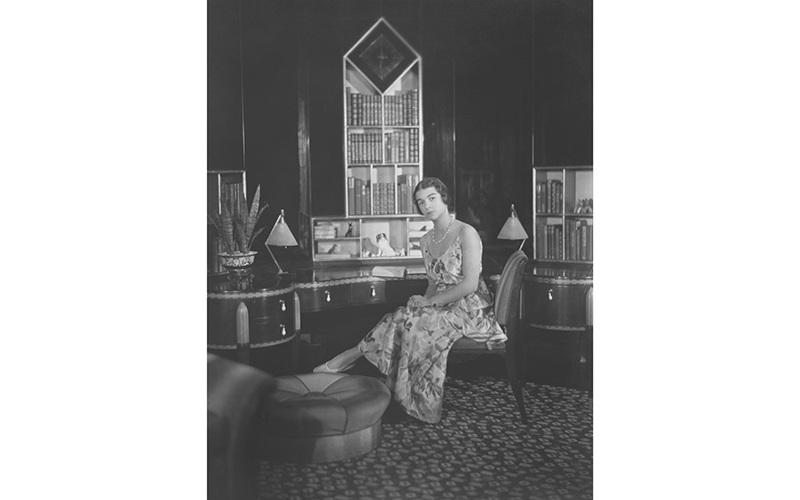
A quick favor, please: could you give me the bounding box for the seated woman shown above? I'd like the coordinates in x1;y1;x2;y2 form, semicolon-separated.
314;177;506;423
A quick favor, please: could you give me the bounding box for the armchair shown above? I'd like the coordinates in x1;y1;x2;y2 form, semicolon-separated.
208;354;276;500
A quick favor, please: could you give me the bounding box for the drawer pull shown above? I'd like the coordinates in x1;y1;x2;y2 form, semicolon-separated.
548;288;553;301
279;299;286;312
280;324;287;336
370;285;376;297
325;290;331;302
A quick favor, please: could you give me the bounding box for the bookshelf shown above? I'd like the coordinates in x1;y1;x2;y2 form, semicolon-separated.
308;18;424;263
533;166;593;263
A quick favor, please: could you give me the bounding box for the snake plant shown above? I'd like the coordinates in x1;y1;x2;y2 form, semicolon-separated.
207;184;269;254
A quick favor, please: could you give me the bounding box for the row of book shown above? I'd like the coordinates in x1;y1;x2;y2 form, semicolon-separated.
535;179;563;214
384;129;419;163
314;223;338;239
346;89;419;126
348;131;420;164
348;132;382;164
535;221;593;261
372;182;396;215
384;90;419;126
347;176;421;216
396;174;420;214
348;177;372;215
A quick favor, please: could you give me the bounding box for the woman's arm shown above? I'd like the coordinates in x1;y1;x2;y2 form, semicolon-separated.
420;234;438;298
424;224;482;307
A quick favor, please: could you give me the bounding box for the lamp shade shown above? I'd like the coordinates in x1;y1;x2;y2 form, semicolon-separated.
266;210;298;247
497;204;529;240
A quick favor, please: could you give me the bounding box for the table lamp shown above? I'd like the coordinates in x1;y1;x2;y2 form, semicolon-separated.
265;209;298;274
497;204;529;251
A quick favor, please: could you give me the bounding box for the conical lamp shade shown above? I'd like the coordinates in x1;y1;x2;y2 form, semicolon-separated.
266;210;298;247
497;205;529;240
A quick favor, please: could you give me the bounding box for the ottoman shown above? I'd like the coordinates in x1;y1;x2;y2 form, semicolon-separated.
257;372;391;463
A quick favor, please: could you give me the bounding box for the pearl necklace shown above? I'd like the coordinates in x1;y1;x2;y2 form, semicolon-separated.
432;216;454;245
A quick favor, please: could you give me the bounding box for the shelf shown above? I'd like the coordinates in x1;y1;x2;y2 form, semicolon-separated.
300;17;427;264
533;166;593;263
343;19;422;221
310;215;428;262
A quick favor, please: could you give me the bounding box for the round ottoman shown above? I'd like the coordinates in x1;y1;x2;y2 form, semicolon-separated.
257;372;391;463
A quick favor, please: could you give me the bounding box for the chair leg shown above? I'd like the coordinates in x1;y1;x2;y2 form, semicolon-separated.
504;350;528;425
585;326;593;406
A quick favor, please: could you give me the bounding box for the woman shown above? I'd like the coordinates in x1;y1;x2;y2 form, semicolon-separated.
314;177;506;423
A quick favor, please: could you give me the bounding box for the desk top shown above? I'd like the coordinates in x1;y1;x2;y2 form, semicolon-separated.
208;268;293;294
208;263;427;295
208;254;592;294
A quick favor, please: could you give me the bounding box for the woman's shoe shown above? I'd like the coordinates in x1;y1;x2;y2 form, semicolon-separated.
313;359;357;374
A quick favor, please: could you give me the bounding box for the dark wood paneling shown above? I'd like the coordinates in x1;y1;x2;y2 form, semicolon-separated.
302;0;459;217
207;0;244;171
419;0;457;192
454;0;534;238
240;0;301;261
533;0;593;166
209;0;591;251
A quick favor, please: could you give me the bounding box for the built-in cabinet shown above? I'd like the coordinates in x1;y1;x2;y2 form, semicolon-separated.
533;166;593;263
307;18;425;263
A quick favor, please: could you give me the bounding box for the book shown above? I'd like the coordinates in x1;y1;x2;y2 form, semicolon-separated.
372;266;406;278
317;253;351;261
346;87;352;125
404;265;426;277
348;177;355;215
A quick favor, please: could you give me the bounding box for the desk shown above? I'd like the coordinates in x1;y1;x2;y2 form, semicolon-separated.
291;267;427;313
207;271;298;349
208;267;428;319
523;264;593;331
207;261;584;380
207;266;428;370
522;263;593;391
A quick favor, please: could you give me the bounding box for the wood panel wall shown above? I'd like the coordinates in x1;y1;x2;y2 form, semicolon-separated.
208;0;592;254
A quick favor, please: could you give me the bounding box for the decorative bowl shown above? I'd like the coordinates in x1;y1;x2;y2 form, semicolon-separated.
218;251;258;269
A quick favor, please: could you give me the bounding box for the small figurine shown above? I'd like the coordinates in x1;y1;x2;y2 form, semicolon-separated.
327;244;342;254
344;223;354;238
375;233;400;257
575;199;593;214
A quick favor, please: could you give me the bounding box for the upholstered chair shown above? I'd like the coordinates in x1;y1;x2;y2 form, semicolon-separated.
449;250;529;424
208;354;276;500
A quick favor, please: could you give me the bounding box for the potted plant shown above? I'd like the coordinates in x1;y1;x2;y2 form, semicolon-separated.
207;185;269;270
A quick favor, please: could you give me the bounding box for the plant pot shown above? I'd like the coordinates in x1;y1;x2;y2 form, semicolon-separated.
218;251;258;270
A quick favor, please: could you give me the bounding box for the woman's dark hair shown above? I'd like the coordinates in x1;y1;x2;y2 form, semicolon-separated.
413;177;451;215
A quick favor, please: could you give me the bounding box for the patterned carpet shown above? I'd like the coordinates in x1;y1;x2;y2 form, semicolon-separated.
258;376;593;500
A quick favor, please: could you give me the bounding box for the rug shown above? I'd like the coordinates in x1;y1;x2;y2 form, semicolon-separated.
258;376;593;500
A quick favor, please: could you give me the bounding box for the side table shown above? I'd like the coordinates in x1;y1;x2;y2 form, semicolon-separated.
522;264;593;392
208;270;299;372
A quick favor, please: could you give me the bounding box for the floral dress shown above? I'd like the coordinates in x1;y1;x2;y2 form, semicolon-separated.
358;233;506;423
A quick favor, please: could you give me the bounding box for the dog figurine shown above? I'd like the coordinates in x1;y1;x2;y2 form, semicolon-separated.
375;233;400;257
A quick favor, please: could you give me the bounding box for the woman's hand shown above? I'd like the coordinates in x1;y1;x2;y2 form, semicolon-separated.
408;295;435;308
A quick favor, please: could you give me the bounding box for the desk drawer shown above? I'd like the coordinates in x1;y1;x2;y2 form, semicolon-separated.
208;290;295;348
295;283;352;312
524;276;591;330
351;281;386;304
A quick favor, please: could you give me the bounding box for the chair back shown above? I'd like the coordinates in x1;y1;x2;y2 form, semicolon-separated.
493;250;528;327
585;286;593;327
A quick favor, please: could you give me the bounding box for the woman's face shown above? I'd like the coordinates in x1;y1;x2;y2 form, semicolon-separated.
415;187;447;220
